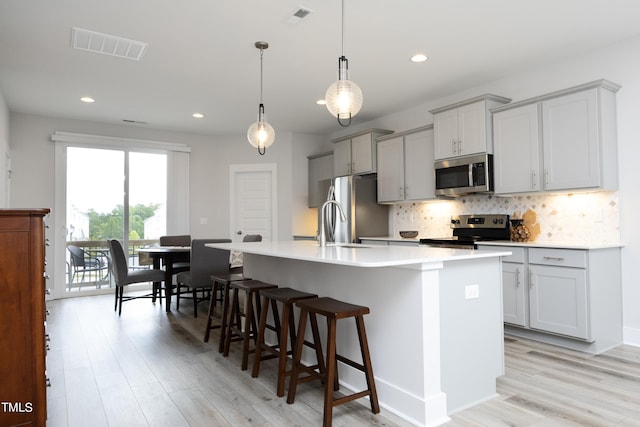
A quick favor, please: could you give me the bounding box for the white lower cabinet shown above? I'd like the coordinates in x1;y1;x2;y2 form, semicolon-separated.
478;244;622;354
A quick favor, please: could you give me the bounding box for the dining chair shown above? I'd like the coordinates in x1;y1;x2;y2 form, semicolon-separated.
159;234;191;274
175;238;232;317
107;239;167;316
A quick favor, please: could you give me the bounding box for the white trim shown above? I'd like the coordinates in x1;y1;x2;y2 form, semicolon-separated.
229;163;278;241
51;131;191;153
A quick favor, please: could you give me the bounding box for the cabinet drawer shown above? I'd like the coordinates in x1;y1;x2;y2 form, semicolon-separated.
528;248;586;268
478;245;525;263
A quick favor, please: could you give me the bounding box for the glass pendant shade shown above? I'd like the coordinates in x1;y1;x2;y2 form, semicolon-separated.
247;104;275;154
325;71;363;126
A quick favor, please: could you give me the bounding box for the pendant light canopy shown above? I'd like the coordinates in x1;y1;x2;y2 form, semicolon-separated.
325;0;362;127
247;41;275;155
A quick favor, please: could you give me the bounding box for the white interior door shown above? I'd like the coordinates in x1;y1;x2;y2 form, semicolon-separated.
229;164;277;242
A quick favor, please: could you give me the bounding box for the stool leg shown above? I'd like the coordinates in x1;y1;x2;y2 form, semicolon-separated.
203;282;217;342
241;290;255;370
218;282;231;353
309;312;326;379
251;294;271;378
356;315;380;414
287;308;308;405
276;300;291;397
223;287;239;357
323;316;338;427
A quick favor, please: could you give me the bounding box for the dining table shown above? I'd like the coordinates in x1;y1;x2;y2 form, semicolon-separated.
136;246;191;312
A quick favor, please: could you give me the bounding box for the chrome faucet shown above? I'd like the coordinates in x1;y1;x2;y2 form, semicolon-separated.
319;200;346;247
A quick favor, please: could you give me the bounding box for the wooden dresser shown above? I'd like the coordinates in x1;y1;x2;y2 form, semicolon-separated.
0;209;50;426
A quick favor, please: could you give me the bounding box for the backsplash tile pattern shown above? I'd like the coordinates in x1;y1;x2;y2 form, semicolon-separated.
391;192;620;243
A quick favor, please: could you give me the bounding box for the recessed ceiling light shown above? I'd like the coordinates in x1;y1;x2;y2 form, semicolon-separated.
80;96;95;103
316;99;326;105
192;112;204;118
411;54;428;63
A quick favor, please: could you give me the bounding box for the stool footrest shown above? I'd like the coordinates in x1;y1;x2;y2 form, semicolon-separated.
335;353;365;372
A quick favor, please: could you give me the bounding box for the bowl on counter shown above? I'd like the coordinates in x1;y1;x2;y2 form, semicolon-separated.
399;230;419;239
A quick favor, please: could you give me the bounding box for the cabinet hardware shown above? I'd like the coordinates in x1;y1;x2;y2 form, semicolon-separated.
46;378;52;387
516;267;520;287
543;256;565;262
529;269;534;289
532;171;537;189
45;288;51;295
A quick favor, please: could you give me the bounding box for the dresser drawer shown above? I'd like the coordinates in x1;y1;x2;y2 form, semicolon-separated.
528;248;586;268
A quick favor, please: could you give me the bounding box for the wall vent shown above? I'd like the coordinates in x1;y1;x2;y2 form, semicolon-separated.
288;7;314;24
71;27;147;61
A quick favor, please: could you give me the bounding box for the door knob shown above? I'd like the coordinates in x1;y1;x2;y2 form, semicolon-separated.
236;231;242;235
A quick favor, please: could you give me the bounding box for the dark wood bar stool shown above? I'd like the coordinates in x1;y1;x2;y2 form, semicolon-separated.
223;280;278;370
204;272;251;352
287;297;379;427
251;287;318;397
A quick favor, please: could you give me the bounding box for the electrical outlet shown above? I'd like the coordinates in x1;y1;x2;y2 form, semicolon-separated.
465;284;480;300
200;217;208;225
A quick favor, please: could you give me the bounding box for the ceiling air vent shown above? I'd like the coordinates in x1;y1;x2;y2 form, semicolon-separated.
288;7;314;24
71;27;147;61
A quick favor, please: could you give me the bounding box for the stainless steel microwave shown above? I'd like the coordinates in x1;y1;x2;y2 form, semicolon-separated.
434;153;493;196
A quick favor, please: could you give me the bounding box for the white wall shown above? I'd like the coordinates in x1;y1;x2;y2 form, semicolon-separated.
333;34;640;345
0;90;8;207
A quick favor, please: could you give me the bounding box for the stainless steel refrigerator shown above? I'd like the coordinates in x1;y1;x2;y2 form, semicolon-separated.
318;175;389;243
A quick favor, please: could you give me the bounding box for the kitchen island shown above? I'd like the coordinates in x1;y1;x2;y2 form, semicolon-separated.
207;240;510;427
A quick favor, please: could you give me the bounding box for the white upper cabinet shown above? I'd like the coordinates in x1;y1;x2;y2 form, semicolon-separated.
493;103;541;193
377;126;435;203
332;129;393;177
431;95;510;160
492;80;620;194
307;151;334;208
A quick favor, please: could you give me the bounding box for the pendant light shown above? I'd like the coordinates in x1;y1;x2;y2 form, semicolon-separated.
325;0;362;127
247;41;275;155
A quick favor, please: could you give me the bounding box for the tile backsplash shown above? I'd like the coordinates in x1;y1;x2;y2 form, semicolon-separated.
391;191;620;244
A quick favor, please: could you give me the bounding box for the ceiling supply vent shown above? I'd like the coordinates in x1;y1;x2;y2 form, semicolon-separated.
288;7;314;24
71;27;148;61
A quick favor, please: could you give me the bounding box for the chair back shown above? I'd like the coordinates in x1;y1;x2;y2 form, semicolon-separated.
160;235;191;246
242;234;262;242
107;239;129;287
68;245;87;267
190;239;232;284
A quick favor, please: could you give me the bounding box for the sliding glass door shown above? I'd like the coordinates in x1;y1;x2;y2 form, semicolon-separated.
65;147;167;293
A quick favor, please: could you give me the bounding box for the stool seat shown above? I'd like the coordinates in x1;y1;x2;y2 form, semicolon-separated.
295;297;370;319
204;272;251;349
251;288;318;397
287;296;379;427
224;280;278;370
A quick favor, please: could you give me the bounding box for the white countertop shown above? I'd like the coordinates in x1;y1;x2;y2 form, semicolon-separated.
362;236;623;250
476;240;624;250
207;240;511;268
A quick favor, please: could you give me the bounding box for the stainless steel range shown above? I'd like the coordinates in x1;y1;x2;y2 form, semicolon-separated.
419;214;510;249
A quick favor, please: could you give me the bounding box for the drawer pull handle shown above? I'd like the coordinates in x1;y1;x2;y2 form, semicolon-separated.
543;256;565;262
516;267;520;287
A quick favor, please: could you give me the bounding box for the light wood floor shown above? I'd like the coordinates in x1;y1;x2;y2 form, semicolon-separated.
46;293;640;426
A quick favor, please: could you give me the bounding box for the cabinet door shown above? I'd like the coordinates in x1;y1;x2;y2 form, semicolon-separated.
529;265;589;339
458;100;487;156
377;137;404;203
333;139;351;177
351;133;375;174
542;89;600;191
493;103;541;194
434;109;459;160
308;153;334;207
404;129;435;200
502;263;527;327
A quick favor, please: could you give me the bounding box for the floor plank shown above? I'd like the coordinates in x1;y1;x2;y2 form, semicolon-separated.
46;293;640;426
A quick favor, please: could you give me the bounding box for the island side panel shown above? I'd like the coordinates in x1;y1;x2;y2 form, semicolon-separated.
244;253;449;427
438;257;505;413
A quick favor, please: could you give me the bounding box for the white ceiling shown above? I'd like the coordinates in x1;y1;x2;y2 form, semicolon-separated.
1;0;640;137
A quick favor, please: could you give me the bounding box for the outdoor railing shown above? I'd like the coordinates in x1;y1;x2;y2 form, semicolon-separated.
65;239;160;291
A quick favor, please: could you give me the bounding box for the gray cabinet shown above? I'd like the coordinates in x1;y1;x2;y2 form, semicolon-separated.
492;80;620;194
431;94;510;160
307;151;333;208
477;243;622;354
376;126;435;203
332;129;393;176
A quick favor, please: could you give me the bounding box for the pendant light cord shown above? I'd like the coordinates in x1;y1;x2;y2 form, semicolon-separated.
341;0;345;56
259;47;264;105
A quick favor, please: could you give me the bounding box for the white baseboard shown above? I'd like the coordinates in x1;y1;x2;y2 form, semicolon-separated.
623;326;640;347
